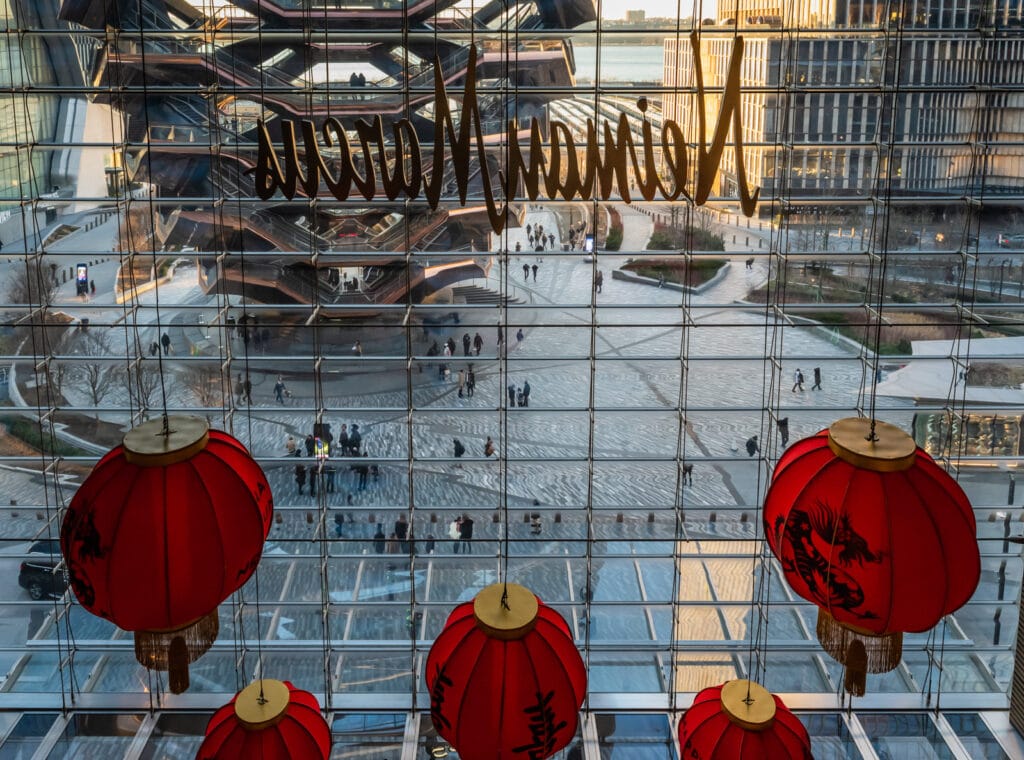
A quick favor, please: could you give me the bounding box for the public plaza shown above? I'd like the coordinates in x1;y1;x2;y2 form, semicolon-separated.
0;0;1023;757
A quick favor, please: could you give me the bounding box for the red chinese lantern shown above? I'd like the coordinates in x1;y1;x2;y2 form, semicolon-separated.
197;679;331;759
763;417;979;695
61;416;273;693
678;680;813;759
425;583;586;760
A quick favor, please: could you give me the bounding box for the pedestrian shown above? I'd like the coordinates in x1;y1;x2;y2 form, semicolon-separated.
427;340;440;357
450;516;462;553
595;270;603;293
459;514;474;553
349;71;358;87
356;72;366;87
274;376;286;404
792;368;804;392
473;332;483;355
285;434;296;456
425;534;436;554
811;367;822;390
160;332;171;355
309;461;319;496
508;384;516;406
658;273;665;288
457;368;466;397
325;462;336;492
777;417;790;446
352;339;363;356
349;424;362;454
453;438;466;459
334;512;344;538
243;377;252;405
515;241;521;252
234;374;245;404
745;257;754;270
89;279;96;295
523;263;530;280
294;463;307;495
149;340;159;356
358;452;369;490
497;326;504;346
531;264;538;281
548;233;554;248
462;333;471;356
516;327;524;343
526;223;532;236
373;524;386;554
516;386;525;407
304;434;315;457
394;514;409;543
484;436;495;457
522;380;531;407
466;365;475;397
338;424;349;456
446;336;456;356
745;435;760;457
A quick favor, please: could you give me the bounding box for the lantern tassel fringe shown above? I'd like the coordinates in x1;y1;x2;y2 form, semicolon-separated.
134;610;220;694
817;609;902;696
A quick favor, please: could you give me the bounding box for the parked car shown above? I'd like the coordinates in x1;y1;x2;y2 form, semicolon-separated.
997;233;1024;249
18;540;67;600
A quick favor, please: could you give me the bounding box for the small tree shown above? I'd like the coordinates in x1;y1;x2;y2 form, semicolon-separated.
71;331;117;419
181;364;225;409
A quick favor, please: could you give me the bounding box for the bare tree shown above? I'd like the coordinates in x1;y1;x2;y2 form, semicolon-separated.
181;364;225;409
71;331;118;419
6;260;59;308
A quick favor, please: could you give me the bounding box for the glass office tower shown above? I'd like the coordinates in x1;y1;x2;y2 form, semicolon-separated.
0;0;1022;757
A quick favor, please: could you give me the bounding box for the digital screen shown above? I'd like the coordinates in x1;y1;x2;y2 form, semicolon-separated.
584;234;594;253
76;264;88;283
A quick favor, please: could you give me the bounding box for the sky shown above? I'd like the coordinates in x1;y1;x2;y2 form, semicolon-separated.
597;0;717;20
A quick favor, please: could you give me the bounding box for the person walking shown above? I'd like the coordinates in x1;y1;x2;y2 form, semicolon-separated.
508;383;516;406
595;270;603;293
285;434;296;456
160;332;171;355
304;434;315;457
274;376;286;404
777;417;790;447
484;436;495;457
522;380;531;408
453;438;466;460
515;241;521;252
459;514;474;553
745;435;760;457
373;524;386;554
516;327;525;343
457;368;466;398
446;337;456;356
351;339;363;357
294;463;307;495
450;516;462;553
473;332;483;356
338;424;349;456
394;514;409;545
811;367;822;390
531;264;538;281
497;326;504;347
462;333;471;356
234;374;245;404
523;263;530;280
792;368;804;392
243;377;252;405
466;365;475;397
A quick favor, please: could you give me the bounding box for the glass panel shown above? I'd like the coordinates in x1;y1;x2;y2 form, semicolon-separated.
857;713;955;760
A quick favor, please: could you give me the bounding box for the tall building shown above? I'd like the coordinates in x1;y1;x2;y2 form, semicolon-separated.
665;1;1024;203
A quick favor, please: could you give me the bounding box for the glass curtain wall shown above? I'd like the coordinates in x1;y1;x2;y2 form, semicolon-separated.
0;0;1022;757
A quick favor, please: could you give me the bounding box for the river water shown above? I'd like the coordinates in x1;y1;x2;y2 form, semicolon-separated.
573;43;665;84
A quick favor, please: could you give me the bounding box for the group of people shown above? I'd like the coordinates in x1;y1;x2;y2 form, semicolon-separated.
429;333;485;358
522;262;540;281
453;436;496;458
791;367;823;392
449;514;475;553
507;380;531;407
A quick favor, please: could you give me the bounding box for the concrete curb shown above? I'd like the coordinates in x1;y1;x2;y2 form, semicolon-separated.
732;298;871;356
612;261;730;295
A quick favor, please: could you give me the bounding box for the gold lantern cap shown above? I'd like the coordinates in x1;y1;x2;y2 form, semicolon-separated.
827;417;916;473
473;583;539;640
719;679;776;731
123;416;209;467
234;679;291;731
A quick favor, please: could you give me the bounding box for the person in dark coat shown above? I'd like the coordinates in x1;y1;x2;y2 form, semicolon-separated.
466;366;475;397
459;514;474;553
373;524;386;554
522;380;531;407
453;438;466;458
160;332;171;355
349;424;362;454
523;263;530;280
531;264;538;281
295;463;307;494
338;424;349;456
745;435;760;457
508;384;516;406
446;337;456;356
811;367;823;390
473;332;483;355
462;333;471;356
777;417;790;446
304;434;315;457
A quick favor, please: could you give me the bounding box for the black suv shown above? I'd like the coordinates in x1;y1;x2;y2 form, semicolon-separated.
18;540;67;600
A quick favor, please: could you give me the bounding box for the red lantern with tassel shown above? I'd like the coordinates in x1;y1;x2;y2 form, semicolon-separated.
425;582;586;760
61;416;273;693
763;417;980;695
678;680;813;759
197;679;331;759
